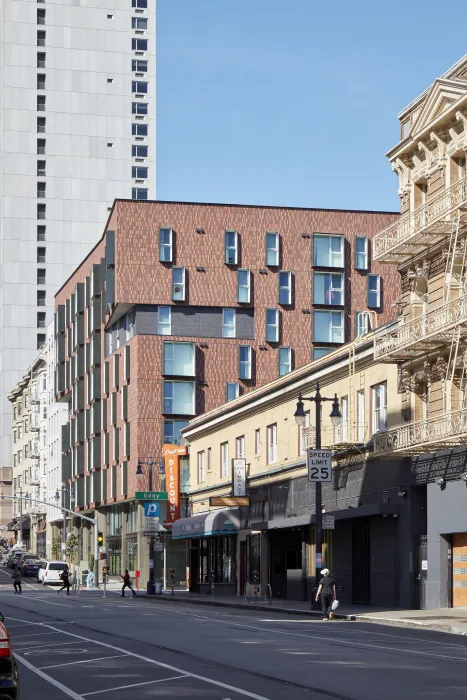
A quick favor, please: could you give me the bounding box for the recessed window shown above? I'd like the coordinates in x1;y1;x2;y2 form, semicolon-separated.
132;59;148;72
236;435;245;458
132;0;148;7
37;95;46;111
37;312;46;328
279;347;292;376
372;383;387;433
279;271;292;305
37;334;46;349
37;116;46;133
313;310;344;343
132;123;148;137
132;38;148;51
37;268;46;285
355;311;371;337
313;347;332;360
132;80;147;94
132;166;148;180
267;424;278;465
172;267;185;301
107;14;114;19
107;142;113;148
313;272;344;305
37;30;46;46
222;309;235;338
37;182;46;198
37;203;46;220
37;52;46;68
221;442;229;477
163;380;195;415
158;306;171;335
355;237;368;270
132;101;148;115
266;308;279;342
368;274;381;308
107;78;114;84
131;187;148;200
37;225;46;241
37;138;46;154
132;16;147;29
164;342;195;376
37;73;46;89
313;234;344;267
255;429;261;455
227;382;240;401
266;232;279;266
225;230;238;265
237;269;250;303
132;144;148;158
37;9;46;24
37;160;46;176
197;451;205;484
239;345;251;380
37;290;46;307
37;247;46;263
159;227;172;262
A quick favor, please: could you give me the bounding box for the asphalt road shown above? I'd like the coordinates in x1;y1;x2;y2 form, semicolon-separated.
0;567;466;700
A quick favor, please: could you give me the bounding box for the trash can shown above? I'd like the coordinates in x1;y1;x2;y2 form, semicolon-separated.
155;582;162;595
146;580;156;595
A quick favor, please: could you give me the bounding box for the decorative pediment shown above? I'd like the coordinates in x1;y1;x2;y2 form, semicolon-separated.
410;79;467;135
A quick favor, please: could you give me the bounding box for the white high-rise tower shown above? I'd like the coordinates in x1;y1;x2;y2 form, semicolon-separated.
0;0;156;470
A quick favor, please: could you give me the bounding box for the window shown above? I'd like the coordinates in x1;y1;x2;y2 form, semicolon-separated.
37;268;46;284
37;334;46;348
313;310;344;343
163;419;188;446
227;382;239;401
132;101;148;115
37;139;46;154
236;436;245;458
159;228;172;262
132;166;148;179
132;0;148;7
132;144;148;158
207;447;212;472
13;407;16;420
37;289;46;307
221;442;229;477
132;80;147;93
132;187;148;200
132;38;148;51
37;30;46;46
132;59;148;72
37;226;46;241
164;342;195;376
225;231;238;265
24;444;29;459
299;411;311;455
132;16;147;29
24;395;28;409
222;309;235;338
197;451;205;484
372;383;387;433
267;424;277;464
37;9;45;24
37;74;46;89
13;430;17;444
313;234;344;267
158;306;171;335
341;395;348;441
368;275;381;308
255;429;261;455
37;52;46;68
279;271;292;305
132;123;148;136
355;311;371;337
313;272;344;305
237;269;250;303
37;160;46;176
313;347;332;360
279;347;292;376
355;237;368;270
37;203;46;219
37;182;46;198
172;267;185;301
163;381;195;415
37;95;46;111
37;247;46;262
18;425;23;440
239;345;251;380
266;308;279;342
266;232;279;266
37;312;46;328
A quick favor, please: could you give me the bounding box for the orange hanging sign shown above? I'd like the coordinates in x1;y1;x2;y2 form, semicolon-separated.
163;444;188;527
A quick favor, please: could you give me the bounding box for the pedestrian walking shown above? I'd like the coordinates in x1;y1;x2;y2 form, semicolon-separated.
121;569;136;597
58;566;71;595
11;567;22;594
86;570;94;591
315;568;336;621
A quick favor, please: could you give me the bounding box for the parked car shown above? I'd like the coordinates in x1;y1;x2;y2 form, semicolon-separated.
20;556;42;578
38;561;66;586
1;553;10;565
0;611;20;698
16;552;39;571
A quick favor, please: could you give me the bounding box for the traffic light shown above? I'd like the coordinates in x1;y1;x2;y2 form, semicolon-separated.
97;532;104;546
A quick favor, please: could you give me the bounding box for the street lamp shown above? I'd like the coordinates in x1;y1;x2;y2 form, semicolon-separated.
294;382;341;601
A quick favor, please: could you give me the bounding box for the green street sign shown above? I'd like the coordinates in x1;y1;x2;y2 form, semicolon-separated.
135;492;168;501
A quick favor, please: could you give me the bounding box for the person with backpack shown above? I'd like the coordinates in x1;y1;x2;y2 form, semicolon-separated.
121;569;136;597
12;567;22;594
58;566;71;595
315;568;336;620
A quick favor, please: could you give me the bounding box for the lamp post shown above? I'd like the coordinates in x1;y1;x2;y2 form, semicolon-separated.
136;456;159;594
294;383;341;598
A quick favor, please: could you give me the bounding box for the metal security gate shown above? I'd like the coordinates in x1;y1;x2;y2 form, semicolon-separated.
415;535;428;610
352;519;371;604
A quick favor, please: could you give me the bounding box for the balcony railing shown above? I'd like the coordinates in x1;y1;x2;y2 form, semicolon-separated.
374;409;467;456
373;175;467;263
374;295;467;361
303;422;369;451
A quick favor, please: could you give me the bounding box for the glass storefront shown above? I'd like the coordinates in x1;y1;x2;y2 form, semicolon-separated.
107;537;122;576
127;536;138;573
196;536;236;585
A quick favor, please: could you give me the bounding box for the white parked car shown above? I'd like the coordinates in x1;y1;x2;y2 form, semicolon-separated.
38;561;66;586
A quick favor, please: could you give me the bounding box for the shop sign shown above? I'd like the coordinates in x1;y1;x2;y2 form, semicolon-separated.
163;443;188;527
135;492;168;501
232;458;246;496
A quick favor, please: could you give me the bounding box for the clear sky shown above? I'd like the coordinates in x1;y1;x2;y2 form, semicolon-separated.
156;0;465;212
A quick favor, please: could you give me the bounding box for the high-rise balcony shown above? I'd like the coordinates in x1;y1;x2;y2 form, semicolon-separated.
374;409;467;456
373;176;467;264
374;295;467;362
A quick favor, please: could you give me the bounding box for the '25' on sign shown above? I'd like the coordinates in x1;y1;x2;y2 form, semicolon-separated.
307;449;332;482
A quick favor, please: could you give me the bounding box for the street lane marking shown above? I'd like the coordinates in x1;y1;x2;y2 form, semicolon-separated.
14;652;86;700
82;675;189;696
42;624;273;700
10;631;60;639
39;654;127;670
15;640;87;652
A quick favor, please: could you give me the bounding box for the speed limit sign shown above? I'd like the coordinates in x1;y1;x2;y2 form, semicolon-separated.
307;449;332;482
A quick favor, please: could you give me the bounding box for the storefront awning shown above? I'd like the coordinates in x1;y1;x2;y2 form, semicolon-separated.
172;509;240;539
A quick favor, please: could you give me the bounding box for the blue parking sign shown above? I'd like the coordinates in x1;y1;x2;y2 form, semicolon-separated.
144;502;160;517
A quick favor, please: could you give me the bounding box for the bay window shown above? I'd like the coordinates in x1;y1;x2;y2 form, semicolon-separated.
172;267;185;301
239;345;251;380
266;308;279;342
237;269;250;303
225;230;238;265
279;271;292;305
163;380;195;415
164;342;195;376
313;234;344;267
313;310;344;343
266;232;279;266
368;275;381;308
227;382;240;401
355;237;368;270
159;228;172;262
313;272;344;305
279;346;292;376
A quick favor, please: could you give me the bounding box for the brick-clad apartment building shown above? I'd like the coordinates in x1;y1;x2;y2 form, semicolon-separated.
54;199;399;580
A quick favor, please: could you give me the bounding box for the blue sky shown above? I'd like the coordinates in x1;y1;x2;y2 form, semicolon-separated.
156;0;464;212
